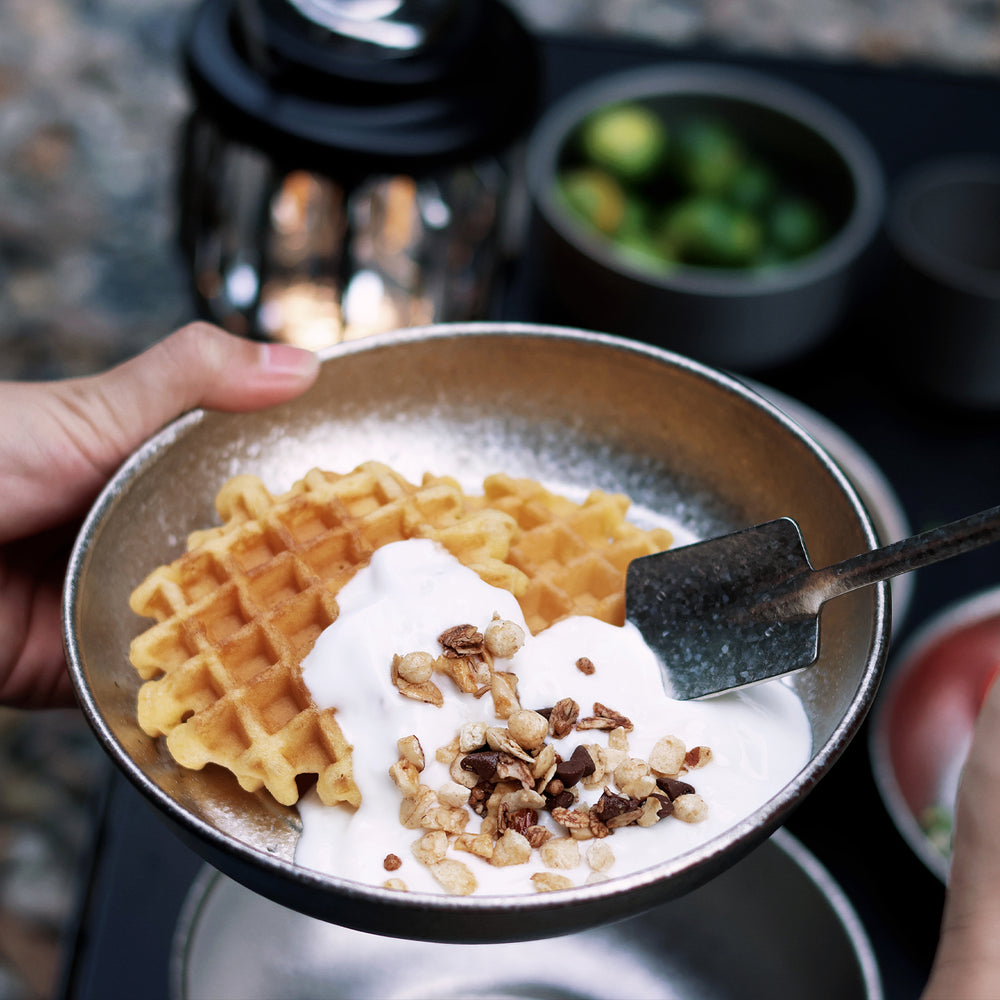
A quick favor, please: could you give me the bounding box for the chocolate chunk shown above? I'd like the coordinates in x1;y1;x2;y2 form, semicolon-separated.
652;793;674;819
591;788;643;827
554;745;596;788
545;789;576;811
656;776;695;800
461;750;501;780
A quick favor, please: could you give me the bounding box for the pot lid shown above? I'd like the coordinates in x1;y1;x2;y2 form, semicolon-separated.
183;0;541;175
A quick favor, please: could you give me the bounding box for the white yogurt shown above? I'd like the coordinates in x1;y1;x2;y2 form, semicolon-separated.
296;539;812;895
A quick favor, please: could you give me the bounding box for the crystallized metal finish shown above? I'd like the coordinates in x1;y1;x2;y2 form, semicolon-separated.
63;323;889;943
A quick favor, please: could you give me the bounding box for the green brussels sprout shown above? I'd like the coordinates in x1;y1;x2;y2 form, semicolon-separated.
662;195;763;268
767;196;828;258
577;102;669;183
728;160;778;212
672;118;746;196
557;167;627;235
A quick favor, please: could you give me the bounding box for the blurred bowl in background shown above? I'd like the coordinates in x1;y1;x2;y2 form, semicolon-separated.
870;586;1000;883
887;156;1000;410
527;63;885;372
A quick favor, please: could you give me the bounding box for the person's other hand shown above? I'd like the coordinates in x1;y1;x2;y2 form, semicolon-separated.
0;323;319;708
923;670;1000;998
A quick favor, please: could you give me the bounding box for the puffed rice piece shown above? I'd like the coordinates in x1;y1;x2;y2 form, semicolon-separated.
459;721;488;753
672;793;709;823
531;872;575;893
586;840;615;873
608;726;630;752
490;829;532;867
649;735;687;777
507;709;549;751
540;837;581;870
396;650;435;683
484;616;525;659
429;859;477;895
438;780;472;808
411;830;449;865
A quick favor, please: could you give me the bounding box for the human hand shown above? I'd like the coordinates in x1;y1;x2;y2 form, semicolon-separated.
923;670;1000;999
0;323;320;708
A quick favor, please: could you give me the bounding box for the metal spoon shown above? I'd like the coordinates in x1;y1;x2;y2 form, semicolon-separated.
626;504;1000;700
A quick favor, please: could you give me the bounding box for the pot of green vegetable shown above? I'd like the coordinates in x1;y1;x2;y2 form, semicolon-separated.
527;64;884;372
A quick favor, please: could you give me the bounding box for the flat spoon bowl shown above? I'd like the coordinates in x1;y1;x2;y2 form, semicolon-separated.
627;504;1000;700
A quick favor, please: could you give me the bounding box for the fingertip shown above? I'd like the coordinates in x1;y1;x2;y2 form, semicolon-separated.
259;342;322;381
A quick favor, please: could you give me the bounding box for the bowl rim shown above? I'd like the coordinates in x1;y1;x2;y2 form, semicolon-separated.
63;321;890;935
526;61;886;297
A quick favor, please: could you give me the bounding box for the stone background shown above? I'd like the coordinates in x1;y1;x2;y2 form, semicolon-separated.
1;1;998;997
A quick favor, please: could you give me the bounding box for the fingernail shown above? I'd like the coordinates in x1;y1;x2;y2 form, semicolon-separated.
259;342;321;378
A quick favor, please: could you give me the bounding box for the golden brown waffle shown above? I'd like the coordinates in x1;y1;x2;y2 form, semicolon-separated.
129;463;673;809
128;462;523;808
477;474;674;635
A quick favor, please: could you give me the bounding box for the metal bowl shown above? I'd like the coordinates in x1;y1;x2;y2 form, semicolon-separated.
870;585;1000;883
527;64;885;371
172;829;883;1000
64;322;889;942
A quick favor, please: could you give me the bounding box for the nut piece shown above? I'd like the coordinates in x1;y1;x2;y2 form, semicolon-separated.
383;853;402;871
383;878;408;891
397;735;425;771
389;758;422;798
438;624;485;658
548;698;579;739
684;746;714;770
484;616;525;659
575;656;596;675
578;702;633;732
507;709;549;751
672;793;709;823
490;671;521;720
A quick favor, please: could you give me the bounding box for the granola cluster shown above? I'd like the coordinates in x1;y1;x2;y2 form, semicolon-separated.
384;615;712;895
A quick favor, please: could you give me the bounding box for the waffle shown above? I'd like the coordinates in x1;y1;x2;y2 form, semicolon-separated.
477;474;674;635
128;462;524;808
128;463;673;808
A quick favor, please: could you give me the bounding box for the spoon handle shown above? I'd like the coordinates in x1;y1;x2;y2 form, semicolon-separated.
813;504;1000;606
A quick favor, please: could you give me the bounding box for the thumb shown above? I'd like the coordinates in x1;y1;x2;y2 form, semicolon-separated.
63;322;320;468
88;321;320;428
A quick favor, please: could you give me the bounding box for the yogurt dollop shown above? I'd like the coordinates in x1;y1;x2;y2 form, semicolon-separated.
296;539;811;894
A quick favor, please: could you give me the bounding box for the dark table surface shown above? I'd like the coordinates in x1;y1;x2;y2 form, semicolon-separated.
61;33;1000;1000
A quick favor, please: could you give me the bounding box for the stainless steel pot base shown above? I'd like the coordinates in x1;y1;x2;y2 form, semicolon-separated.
171;830;882;1000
